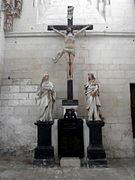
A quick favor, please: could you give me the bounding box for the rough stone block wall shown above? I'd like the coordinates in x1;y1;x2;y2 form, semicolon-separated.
0;78;39;159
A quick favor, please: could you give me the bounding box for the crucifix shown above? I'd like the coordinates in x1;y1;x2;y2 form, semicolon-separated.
48;6;93;105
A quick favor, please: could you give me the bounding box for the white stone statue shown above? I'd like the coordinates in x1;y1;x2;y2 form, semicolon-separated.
84;73;101;121
51;25;90;80
36;73;56;121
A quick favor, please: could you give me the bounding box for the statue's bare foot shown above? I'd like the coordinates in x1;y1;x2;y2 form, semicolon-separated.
52;57;57;63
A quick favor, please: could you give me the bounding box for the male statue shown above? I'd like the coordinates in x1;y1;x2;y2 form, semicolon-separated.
51;25;90;80
84;73;102;121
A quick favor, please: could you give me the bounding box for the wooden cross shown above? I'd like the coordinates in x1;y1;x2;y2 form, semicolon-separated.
48;6;93;32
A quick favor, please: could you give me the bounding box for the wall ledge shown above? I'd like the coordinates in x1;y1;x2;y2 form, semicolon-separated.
5;31;135;38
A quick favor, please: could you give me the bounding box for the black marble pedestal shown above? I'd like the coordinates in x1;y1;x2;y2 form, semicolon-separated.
86;120;107;168
33;121;55;167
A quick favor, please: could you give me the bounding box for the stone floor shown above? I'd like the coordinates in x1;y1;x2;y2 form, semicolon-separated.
0;159;135;180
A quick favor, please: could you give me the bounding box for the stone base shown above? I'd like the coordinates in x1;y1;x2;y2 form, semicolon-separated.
62;99;78;106
34;120;55;167
87;159;107;168
87;146;106;159
33;158;55;167
60;157;80;167
87;146;107;167
34;146;54;159
34;146;55;167
86;120;107;168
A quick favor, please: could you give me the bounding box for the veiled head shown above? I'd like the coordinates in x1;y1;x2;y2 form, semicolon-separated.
43;73;49;81
88;73;95;81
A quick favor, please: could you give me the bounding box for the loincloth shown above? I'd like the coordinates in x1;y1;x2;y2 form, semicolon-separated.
64;48;75;56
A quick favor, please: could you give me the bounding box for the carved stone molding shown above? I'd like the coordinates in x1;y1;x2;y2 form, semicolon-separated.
14;0;23;17
3;0;23;31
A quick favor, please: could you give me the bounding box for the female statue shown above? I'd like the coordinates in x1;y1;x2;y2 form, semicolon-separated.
36;73;56;121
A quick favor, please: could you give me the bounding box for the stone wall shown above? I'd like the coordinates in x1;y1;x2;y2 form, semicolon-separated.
12;0;135;33
2;33;135;159
0;79;38;159
1;0;135;159
0;0;4;83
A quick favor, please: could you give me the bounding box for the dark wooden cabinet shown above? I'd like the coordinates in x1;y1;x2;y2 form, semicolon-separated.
58;118;84;158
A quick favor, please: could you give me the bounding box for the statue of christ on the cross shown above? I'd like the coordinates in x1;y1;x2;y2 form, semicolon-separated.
48;6;93;101
51;25;90;80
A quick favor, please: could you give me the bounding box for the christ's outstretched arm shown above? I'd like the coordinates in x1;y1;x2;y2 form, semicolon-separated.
50;26;65;37
74;25;91;36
